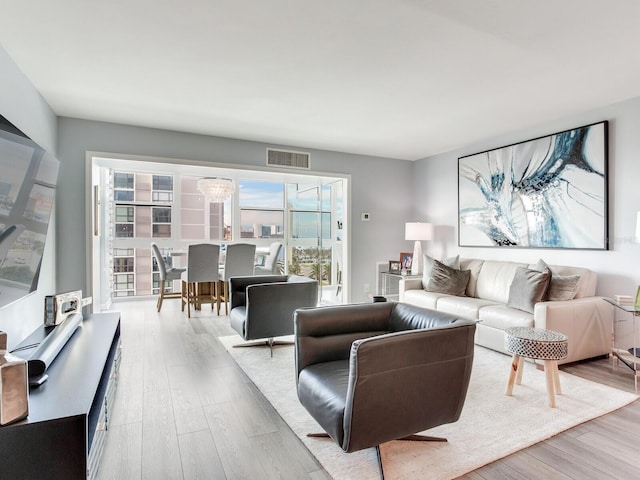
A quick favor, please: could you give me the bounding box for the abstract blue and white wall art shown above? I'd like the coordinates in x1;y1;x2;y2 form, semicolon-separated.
458;121;608;249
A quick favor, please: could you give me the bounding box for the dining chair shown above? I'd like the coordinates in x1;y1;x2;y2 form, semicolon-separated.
151;242;186;312
218;243;256;315
180;243;220;318
254;242;283;275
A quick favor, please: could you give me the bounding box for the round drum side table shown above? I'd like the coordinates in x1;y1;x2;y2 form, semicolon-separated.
504;326;568;408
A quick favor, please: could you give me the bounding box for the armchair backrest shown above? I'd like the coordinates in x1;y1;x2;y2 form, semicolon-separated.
343;319;475;452
230;275;318;340
388;302;464;331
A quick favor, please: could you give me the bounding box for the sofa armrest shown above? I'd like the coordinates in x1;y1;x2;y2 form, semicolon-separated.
533;296;614;363
294;303;393;378
399;277;423;301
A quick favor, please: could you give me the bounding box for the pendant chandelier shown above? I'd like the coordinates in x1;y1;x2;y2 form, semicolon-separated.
197;177;235;203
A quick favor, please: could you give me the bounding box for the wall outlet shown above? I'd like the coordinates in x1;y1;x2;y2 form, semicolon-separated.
361;212;370;221
364;283;370;292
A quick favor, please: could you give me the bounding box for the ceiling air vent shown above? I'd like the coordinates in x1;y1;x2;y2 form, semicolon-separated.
266;148;310;170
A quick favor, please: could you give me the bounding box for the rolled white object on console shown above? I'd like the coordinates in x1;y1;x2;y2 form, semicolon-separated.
27;313;83;378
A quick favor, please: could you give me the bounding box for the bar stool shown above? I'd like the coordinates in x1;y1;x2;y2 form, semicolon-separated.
151;242;185;312
218;243;256;315
181;243;220;318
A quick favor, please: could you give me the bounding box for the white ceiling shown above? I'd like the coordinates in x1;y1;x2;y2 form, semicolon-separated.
2;0;640;160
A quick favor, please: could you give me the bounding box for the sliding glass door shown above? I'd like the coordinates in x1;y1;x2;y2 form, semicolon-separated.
91;155;348;308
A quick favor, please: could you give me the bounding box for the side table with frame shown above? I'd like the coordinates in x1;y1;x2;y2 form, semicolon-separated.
381;271;421;301
603;297;640;391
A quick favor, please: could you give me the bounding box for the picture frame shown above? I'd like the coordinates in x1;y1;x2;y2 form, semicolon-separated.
458;121;608;249
388;260;401;273
399;252;413;271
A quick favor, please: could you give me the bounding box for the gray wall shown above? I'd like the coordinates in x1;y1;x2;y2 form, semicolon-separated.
56;117;414;304
413;96;640;297
0;47;58;348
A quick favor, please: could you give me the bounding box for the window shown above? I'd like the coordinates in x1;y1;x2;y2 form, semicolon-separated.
113;248;135;297
239;179;284;239
115;206;134;237
114;172;134;201
100;164;346;304
152;175;173;202
152;207;171;237
113;257;134;272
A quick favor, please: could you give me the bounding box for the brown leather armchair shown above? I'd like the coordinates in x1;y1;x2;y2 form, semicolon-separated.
294;302;476;478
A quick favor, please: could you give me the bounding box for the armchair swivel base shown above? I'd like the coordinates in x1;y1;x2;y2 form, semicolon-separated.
307;432;447;479
233;337;294;357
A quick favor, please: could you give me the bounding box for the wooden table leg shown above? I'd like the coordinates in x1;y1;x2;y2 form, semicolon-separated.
552;361;561;395
506;354;520;396
515;355;525;385
544;359;556;407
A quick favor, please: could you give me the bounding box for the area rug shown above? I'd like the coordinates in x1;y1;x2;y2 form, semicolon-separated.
219;335;638;480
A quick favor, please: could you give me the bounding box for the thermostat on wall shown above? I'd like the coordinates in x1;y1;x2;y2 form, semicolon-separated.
361;212;370;221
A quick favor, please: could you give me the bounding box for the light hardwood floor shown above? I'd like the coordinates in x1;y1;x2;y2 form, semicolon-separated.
97;299;640;480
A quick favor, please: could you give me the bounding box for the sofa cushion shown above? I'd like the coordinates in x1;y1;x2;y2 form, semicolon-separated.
425;260;470;296
506;267;551;313
532;259;581;301
436;296;500;320
459;258;484;298
403;289;446;310
475;260;528;303
478;304;534;330
422;255;459;290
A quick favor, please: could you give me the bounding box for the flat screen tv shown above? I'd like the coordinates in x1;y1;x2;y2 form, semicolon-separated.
0;114;59;309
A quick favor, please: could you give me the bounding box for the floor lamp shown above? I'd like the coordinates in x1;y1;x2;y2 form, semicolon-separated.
405;222;433;275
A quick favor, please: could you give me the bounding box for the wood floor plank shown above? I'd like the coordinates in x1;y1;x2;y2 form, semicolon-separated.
110;359;144;426
499;450;573;480
141;389;184;480
171;385;210;436
205;402;270;479
96;422;143;480
524;440;623;480
248;431;321;479
178;429;226;480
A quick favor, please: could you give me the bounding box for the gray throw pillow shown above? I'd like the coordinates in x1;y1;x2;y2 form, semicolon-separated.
546;274;581;301
532;258;580;301
422;255;460;290
507;267;551;313
425;259;470;296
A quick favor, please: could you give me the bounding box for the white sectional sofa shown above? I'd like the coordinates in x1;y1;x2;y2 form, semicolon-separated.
399;258;613;365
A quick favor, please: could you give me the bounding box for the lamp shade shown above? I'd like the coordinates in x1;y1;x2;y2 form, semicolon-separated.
405;222;433;241
197;177;235;203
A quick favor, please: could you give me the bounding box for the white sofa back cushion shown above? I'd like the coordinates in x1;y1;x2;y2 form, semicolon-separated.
460;258;485;298
474;260;528;303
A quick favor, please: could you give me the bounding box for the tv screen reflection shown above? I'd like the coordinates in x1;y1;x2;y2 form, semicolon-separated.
0;116;59;309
